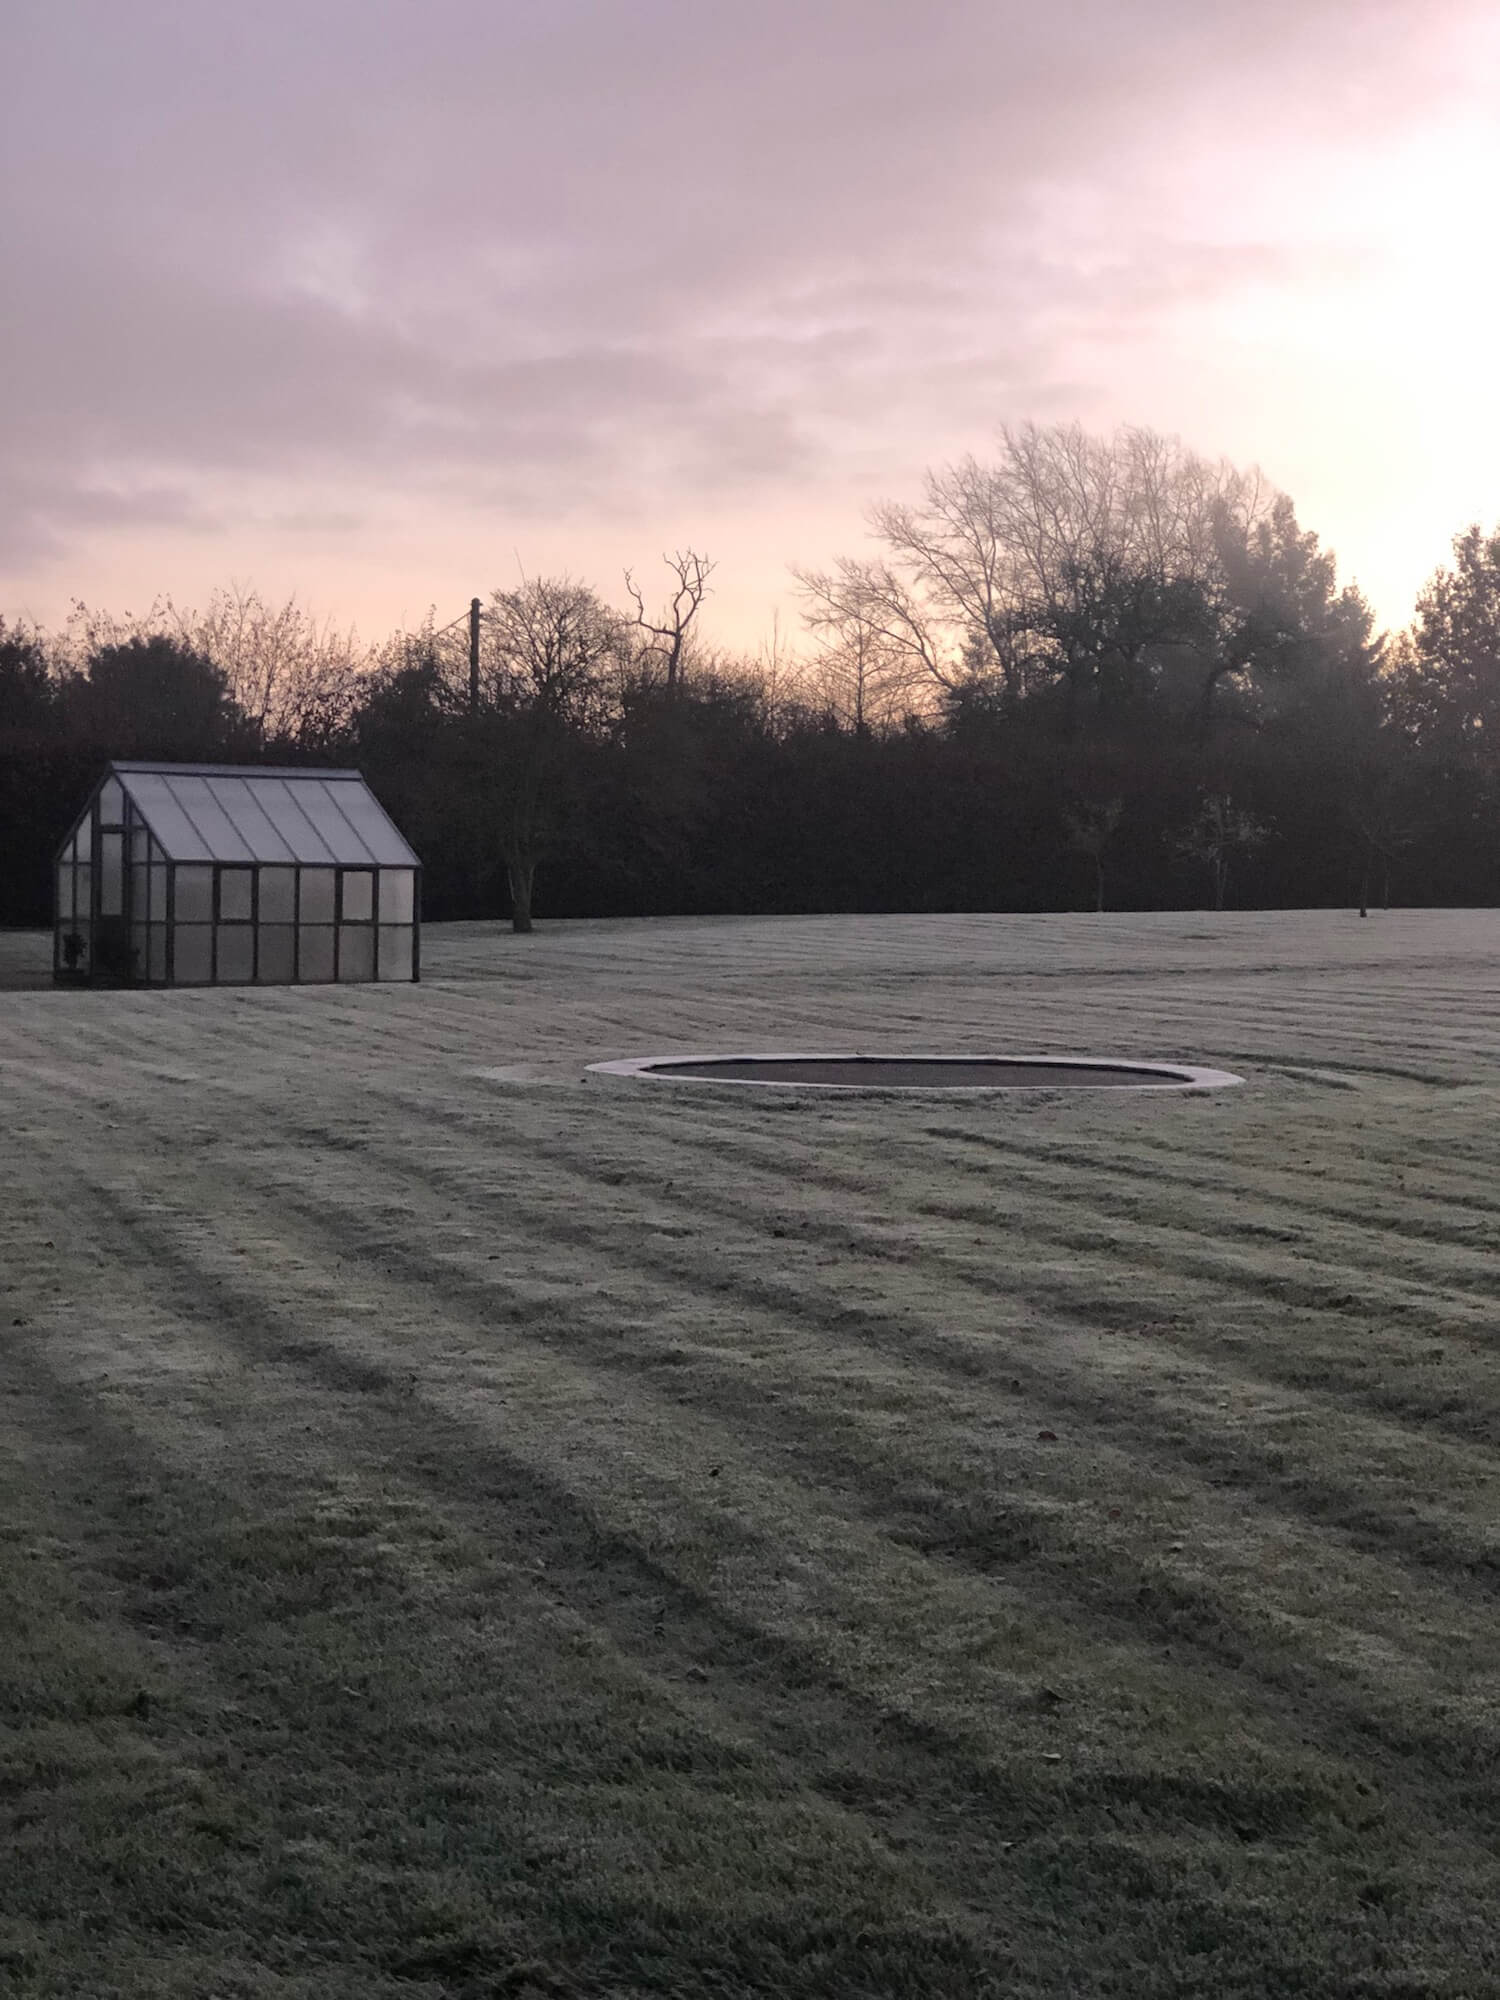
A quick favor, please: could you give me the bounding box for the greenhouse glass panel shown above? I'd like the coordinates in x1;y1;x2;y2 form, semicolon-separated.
174;926;213;983
202;777;298;861
330;785;414;864
147;927;167;982
337;926;374;981
167;775;256;862
258;864;294;916
378;926;413;980
130;863;148;922
380;870;415;923
176;865;214;922
254;779;338;861
100;833;124;915
57;866;75;920
293;784;372;863
258;866;295;921
215;926;255;983
123;773;213;859
98;776;125;823
257;926;295;982
300;868;335;923
340;870;374;921
131;925;149;979
149;864;168;920
218;868;254;921
299;926;335;981
76;815;92;859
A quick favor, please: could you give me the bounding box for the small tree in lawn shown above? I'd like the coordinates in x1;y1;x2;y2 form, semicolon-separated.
1177;791;1268;910
1063;796;1123;913
1342;746;1418;917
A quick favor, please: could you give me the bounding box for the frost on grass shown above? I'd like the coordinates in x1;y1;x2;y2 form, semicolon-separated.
1;909;1498;1997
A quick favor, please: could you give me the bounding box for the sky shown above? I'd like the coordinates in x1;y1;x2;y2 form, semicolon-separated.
3;0;1498;656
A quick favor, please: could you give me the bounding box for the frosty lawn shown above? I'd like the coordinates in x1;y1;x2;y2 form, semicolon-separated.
1;910;1497;1997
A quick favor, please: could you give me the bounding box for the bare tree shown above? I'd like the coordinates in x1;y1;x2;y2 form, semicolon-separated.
794;565;932;731
871;452;1019;692
181;586;370;752
623;549;715;692
739;610;803;734
791;555;955;692
808;423;1272;723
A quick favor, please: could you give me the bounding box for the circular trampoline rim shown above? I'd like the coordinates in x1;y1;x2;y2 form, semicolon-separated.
586;1052;1245;1092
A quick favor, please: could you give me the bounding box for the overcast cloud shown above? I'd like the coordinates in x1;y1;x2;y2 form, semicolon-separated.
3;0;1496;642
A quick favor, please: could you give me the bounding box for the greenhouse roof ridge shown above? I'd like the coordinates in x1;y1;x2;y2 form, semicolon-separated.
107;760;364;780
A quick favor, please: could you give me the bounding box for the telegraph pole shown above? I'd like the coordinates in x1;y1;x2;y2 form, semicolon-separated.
468;596;482;712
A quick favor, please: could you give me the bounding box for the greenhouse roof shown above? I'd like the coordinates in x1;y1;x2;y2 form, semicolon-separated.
104;762;419;867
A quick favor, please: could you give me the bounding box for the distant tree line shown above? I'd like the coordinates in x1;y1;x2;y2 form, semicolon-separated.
5;423;1500;931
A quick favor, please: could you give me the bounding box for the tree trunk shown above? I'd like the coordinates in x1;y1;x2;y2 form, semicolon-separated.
507;852;536;934
1213;854;1227;911
471;818;487;916
1094;857;1105;914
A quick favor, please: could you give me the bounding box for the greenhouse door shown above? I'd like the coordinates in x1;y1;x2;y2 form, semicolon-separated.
92;784;136;983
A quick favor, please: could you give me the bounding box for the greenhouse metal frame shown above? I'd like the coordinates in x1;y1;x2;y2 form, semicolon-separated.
54;762;421;987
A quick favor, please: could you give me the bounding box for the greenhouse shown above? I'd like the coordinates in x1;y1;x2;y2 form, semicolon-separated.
54;762;421;987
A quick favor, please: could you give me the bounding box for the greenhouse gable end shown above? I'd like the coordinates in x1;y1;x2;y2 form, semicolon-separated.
55;762;421;987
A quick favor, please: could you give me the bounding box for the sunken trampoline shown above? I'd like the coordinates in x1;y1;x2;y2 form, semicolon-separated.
588;1054;1244;1092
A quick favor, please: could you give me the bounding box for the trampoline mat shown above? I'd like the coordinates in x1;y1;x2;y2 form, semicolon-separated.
646;1057;1189;1089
